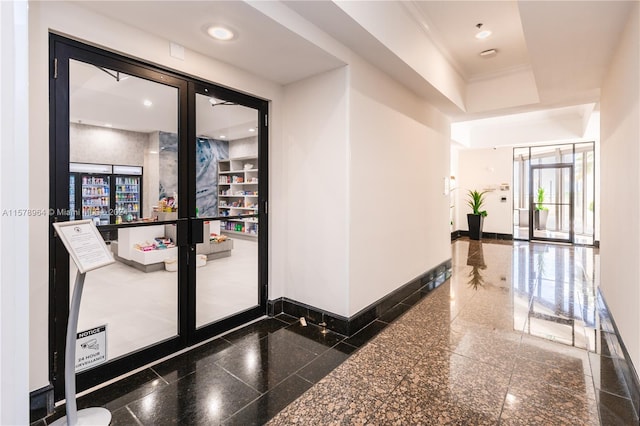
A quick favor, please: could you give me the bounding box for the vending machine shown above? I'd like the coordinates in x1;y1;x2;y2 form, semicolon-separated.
69;163;143;225
69;174;77;221
113;165;142;223
80;174;111;225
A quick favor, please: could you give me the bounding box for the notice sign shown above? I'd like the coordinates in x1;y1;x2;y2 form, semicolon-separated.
53;220;114;273
75;325;107;373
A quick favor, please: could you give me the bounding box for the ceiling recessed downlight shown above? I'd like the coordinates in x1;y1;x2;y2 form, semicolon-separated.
219;135;226;139
474;23;492;39
143;99;153;107
475;30;492;39
207;26;235;41
248;128;256;132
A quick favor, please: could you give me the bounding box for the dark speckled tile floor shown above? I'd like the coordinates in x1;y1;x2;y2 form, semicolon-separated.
37;239;639;425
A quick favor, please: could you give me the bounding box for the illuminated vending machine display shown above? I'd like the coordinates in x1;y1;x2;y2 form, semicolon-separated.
69;163;143;225
69;174;76;221
113;165;143;224
79;174;111;226
114;179;140;222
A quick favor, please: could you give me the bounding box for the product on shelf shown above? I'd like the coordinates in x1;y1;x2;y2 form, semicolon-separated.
217;155;259;237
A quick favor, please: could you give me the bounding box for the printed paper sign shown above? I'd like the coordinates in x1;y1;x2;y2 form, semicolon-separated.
75;325;107;372
53;220;114;273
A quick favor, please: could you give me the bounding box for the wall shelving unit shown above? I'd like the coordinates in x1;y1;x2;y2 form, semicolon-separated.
218;156;259;238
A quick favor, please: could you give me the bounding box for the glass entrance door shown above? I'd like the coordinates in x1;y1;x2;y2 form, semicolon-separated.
50;36;268;399
513;143;594;245
529;164;574;243
189;86;266;340
51;51;187;399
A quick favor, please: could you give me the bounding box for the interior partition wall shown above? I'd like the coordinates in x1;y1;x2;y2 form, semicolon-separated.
49;35;268;400
513;142;595;245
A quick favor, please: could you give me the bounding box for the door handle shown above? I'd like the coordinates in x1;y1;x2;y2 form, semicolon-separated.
175;218;189;246
190;219;204;245
175;218;204;246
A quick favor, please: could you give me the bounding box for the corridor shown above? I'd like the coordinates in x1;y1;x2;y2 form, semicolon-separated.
270;240;637;425
37;240;638;425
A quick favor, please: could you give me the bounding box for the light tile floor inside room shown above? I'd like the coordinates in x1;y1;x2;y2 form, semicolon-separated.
37;239;639;425
70;237;258;359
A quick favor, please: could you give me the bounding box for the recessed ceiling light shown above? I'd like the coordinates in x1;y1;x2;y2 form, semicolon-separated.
479;49;498;58
219;135;226;139
104;123;113;128
143;99;153;107
207;26;235;41
475;30;492;39
248;128;256;132
474;23;492;39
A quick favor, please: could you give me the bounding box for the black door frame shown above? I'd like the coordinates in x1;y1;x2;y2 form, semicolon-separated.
529;163;574;244
49;34;268;400
186;82;269;342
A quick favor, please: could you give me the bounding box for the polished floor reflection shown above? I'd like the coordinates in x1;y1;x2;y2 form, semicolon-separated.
36;239;639;425
270;240;637;425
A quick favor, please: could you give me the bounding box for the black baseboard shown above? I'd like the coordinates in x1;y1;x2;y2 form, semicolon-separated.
454;230;599;247
597;289;640;419
268;259;452;336
30;384;54;423
453;230;513;241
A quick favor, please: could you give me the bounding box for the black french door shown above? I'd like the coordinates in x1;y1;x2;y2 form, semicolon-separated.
49;35;268;399
529;164;574;243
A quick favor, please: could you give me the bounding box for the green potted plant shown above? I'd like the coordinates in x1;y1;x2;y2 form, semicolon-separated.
534;187;549;230
466;190;488;240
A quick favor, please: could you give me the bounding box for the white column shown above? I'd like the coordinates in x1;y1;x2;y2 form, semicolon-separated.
0;1;30;424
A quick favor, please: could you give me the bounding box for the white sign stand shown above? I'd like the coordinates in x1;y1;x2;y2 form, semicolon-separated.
51;220;115;426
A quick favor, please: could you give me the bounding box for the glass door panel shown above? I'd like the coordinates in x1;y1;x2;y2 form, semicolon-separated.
513;143;595;245
574;143;595;245
194;93;259;328
53;37;268;399
513;147;530;239
531;145;573;165
69;59;179;362
530;164;573;243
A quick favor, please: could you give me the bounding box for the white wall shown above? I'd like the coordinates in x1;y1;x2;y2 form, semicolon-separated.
277;54;453;318
0;1;30;423
279;67;350;316
70;123;147;166
466;68;540;114
452;104;598;149
348;56;451;315
600;3;640;371
334;0;466;111
28;0;284;392
450;144;461;231
456;147;513;235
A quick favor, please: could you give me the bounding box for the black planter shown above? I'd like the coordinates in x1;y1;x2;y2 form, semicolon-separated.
467;214;484;240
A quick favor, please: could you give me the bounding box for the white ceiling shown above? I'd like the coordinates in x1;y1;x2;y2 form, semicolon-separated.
78;1;345;85
70;60;258;140
70;0;635;145
410;1;531;81
70;60;178;133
